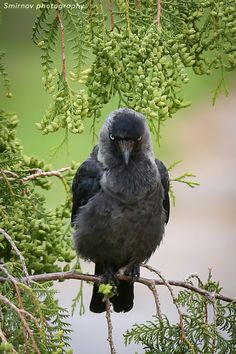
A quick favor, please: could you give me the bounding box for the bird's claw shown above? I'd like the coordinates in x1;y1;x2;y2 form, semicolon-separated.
100;269;118;296
117;264;140;283
131;265;140;278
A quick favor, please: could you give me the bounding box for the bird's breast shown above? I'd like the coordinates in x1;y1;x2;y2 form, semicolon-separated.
74;179;165;267
101;159;160;203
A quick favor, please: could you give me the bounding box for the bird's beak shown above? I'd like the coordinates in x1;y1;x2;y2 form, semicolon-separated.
118;140;134;165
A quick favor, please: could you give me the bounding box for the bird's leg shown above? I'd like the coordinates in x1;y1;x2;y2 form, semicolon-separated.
131;264;140;278
101;268;117;284
117;263;140;281
100;264;119;296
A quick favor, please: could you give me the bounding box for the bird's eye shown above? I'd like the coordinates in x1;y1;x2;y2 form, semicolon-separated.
137;136;142;142
109;133;115;141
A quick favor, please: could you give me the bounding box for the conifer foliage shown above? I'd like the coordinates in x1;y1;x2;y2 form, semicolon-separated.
32;0;236;140
124;271;236;353
0;1;236;353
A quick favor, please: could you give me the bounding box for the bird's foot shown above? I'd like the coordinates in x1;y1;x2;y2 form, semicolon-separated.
117;264;140;282
100;269;118;297
131;264;140;278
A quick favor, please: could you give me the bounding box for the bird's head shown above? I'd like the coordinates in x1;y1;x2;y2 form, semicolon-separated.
98;108;154;167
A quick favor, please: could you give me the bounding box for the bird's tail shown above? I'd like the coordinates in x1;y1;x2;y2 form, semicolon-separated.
111;279;134;313
90;263;134;313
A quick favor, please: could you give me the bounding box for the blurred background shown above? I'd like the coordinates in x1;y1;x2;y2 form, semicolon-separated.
0;2;236;353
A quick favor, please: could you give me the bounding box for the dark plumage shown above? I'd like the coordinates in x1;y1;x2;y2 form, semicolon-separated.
71;108;170;313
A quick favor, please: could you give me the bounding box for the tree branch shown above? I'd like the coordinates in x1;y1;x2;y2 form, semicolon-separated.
0;167;71;198
146;280;162;318
1;226;235;354
157;0;162;27
0;294;41;354
125;0;131;33
0;167;70;182
0;170;16;196
22;167;70;182
105;298;116;354
0;264;34;353
0;228;30;283
0;325;18;354
1;228;235;354
109;0;115;31
56;0;67;80
0;270;234;304
99;0;106;33
142;264;185;342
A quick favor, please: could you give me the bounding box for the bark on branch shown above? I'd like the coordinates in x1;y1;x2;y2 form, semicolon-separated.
56;0;67;80
157;0;162;27
1;228;235;354
0;167;70;182
0;270;234;304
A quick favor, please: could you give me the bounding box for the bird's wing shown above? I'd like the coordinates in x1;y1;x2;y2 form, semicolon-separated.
155;158;170;224
71;145;102;226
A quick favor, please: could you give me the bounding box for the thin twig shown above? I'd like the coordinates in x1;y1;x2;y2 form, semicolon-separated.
0;170;18;178
142;264;185;340
0;228;30;283
185;273;204;287
0;325;8;343
0;264;32;353
0;167;70;182
125;0;131;33
142;265;198;353
157;0;162;27
211;295;217;354
0;170;15;196
105;297;116;354
99;0;106;33
23;167;71;198
0;324;18;353
109;0;115;31
56;0;67;80
0;294;41;354
19;282;47;344
22;167;70;182
147;280;162;318
0;167;71;200
0;264;16;283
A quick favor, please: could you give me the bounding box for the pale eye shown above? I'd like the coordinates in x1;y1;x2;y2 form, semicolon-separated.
109;133;115;141
137;136;142;142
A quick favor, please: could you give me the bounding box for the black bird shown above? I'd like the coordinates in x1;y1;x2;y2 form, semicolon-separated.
71;108;170;313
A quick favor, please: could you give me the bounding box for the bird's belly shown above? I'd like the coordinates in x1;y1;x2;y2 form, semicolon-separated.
74;187;165;267
113;207;165;266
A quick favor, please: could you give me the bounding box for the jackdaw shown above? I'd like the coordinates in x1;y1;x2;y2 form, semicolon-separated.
71;108;170;313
